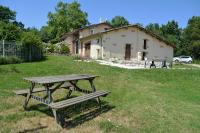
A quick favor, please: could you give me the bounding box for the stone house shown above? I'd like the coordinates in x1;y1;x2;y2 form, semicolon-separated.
61;23;174;61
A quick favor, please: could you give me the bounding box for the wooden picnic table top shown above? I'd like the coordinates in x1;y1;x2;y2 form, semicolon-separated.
23;74;98;84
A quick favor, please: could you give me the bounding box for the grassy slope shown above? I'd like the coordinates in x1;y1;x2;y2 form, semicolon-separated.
0;56;200;133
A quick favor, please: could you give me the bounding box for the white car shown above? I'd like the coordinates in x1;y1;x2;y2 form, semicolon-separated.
173;56;193;63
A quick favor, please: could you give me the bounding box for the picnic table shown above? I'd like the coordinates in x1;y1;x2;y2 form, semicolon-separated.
14;74;109;127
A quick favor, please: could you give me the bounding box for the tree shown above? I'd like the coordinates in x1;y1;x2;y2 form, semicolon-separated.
0;5;16;22
21;31;42;61
110;16;129;28
21;31;42;47
0;21;22;41
40;26;56;43
183;16;200;59
146;23;163;36
47;1;89;41
0;5;24;41
146;21;182;56
161;20;181;40
13;21;24;29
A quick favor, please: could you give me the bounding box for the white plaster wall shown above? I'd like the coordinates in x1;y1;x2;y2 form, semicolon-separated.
79;37;102;59
102;27;174;61
102;27;138;60
90;39;102;59
137;29;174;61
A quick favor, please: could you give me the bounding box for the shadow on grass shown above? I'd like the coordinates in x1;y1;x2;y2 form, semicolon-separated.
29;99;114;129
24;55;48;63
18;126;48;133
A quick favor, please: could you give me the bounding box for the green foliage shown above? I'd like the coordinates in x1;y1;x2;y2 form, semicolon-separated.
0;6;24;41
60;44;70;54
46;1;89;41
47;44;56;53
182;16;200;59
146;21;182;56
0;21;22;41
72;54;81;60
21;31;42;47
0;5;16;22
146;23;163;36
0;56;22;65
40;26;55;43
110;16;129;28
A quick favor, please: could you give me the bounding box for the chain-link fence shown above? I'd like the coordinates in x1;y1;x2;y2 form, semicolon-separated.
0;40;43;61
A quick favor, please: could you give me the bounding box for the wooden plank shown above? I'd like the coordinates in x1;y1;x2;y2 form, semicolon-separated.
23;74;99;84
30;95;50;105
14;85;71;95
50;90;109;109
51;90;108;106
14;87;46;95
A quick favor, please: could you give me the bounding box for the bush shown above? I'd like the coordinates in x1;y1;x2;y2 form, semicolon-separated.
72;54;81;60
60;44;70;54
48;44;56;53
0;56;22;65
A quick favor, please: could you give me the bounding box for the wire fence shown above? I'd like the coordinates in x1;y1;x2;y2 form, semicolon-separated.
0;40;43;61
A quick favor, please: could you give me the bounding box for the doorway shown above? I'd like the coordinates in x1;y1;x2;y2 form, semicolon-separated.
125;44;131;60
142;52;146;60
85;42;91;58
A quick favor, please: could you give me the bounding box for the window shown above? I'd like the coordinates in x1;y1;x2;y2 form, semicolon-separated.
76;41;79;54
143;39;147;49
97;39;100;44
104;28;108;31
90;29;95;34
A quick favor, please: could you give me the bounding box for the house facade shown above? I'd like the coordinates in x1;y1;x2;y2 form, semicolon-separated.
61;23;174;61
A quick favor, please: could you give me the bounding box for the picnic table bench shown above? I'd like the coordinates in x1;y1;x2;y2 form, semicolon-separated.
14;74;109;127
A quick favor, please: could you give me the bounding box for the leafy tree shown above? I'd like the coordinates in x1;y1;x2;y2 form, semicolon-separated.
0;5;24;41
183;16;200;59
21;31;42;47
161;20;181;40
40;26;54;43
110;16;129;28
21;31;42;61
0;21;22;41
0;5;16;22
13;21;24;29
146;21;182;56
146;23;163;36
47;1;89;41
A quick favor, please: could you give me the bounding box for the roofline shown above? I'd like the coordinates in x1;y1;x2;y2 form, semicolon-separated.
78;22;112;31
80;24;175;48
60;22;111;41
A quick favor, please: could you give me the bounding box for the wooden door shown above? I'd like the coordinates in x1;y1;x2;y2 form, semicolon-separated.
125;44;131;60
85;43;91;58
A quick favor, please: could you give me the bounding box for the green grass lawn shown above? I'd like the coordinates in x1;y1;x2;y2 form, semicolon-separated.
0;55;200;133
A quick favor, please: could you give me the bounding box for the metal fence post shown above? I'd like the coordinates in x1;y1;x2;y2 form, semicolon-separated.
3;40;5;57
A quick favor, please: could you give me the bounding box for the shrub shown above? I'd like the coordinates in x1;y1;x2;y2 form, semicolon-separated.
60;44;70;54
0;56;22;65
72;54;81;60
48;44;56;53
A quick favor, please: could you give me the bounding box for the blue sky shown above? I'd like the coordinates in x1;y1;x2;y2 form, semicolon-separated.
0;0;199;29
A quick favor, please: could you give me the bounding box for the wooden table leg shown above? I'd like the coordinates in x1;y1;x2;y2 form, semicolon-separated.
88;78;101;107
69;80;92;94
45;84;53;104
23;82;35;110
52;109;65;127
